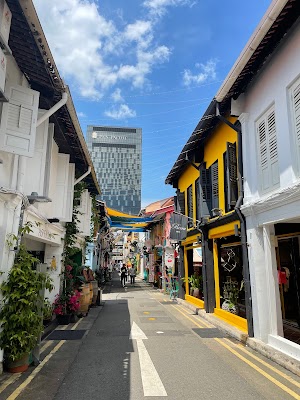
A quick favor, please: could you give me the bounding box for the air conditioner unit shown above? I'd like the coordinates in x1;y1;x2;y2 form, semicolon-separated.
0;0;11;45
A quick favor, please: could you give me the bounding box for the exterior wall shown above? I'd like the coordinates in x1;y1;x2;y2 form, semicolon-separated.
240;21;300;358
241;23;300;204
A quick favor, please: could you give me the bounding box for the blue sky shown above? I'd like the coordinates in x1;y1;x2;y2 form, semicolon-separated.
33;0;271;208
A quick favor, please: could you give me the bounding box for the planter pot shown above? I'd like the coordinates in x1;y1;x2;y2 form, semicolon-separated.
221;299;239;315
192;288;200;298
56;314;72;325
7;353;30;373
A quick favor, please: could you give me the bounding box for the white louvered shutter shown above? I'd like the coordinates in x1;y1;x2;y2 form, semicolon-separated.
62;163;75;222
52;154;70;219
267;110;279;186
23;111;49;197
0;85;39;157
257;107;278;192
291;81;300;171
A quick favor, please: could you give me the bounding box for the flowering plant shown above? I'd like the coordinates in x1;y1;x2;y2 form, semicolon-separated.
53;291;80;315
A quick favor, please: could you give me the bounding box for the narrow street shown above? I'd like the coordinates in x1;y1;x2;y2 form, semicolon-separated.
1;272;300;400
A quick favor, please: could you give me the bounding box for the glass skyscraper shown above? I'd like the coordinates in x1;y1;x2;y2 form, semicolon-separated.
86;125;142;215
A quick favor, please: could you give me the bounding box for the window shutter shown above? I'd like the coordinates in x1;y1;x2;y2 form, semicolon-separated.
226;142;238;209
62;163;75;222
0;85;39;157
52;154;70;219
258;118;269;190
291;81;300;169
195;177;200;221
211;161;219;210
23;111;49;197
199;163;212;218
173;195;178;212
268;110;279;186
43;123;54;196
257;107;279;191
187;185;193;228
177;191;185;215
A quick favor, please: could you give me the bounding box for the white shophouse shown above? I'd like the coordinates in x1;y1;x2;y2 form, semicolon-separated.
0;1;99;306
216;0;300;362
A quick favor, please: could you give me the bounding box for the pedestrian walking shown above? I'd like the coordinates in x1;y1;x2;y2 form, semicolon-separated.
118;260;122;271
120;264;127;287
129;266;136;285
108;262;113;280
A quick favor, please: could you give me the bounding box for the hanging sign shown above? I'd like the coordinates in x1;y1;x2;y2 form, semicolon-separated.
169;213;188;241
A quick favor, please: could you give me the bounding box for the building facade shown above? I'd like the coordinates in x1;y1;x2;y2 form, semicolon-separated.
87;125;142;215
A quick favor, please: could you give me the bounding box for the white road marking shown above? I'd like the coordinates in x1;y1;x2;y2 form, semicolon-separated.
130;322;167;397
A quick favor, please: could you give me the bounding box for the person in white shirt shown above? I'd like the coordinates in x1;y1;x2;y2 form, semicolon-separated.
129;266;136;285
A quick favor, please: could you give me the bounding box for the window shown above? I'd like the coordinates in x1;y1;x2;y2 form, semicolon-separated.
256;106;279;192
199;161;219;218
290;79;300;173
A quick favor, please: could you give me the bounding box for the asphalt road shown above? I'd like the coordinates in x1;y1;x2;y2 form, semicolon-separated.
1;271;300;400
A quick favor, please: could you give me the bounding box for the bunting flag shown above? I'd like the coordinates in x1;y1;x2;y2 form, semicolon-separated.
106;207;153;232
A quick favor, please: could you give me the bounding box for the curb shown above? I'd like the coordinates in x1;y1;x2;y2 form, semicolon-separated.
177;297;300;377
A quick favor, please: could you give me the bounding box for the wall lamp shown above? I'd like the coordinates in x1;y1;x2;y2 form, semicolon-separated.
27;192;52;204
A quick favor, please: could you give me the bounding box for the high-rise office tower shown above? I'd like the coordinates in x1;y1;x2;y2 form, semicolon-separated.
87;125;142;215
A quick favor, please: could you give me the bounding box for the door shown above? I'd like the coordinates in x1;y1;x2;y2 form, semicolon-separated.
278;237;300;326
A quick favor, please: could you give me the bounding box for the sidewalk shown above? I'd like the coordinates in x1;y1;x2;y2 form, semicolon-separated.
157;291;300;378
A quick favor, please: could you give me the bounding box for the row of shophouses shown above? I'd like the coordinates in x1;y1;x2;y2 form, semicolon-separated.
0;0;113;368
163;0;300;365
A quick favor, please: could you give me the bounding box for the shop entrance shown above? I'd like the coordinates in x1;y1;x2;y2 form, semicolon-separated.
277;237;300;330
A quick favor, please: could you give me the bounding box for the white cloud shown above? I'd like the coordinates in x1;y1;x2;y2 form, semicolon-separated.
111;88;124;102
33;0;192;99
182;59;217;87
143;0;194;17
77;111;87;118
104;104;137;120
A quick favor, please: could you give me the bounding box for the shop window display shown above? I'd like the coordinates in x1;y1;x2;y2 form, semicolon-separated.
219;244;246;317
186;246;203;300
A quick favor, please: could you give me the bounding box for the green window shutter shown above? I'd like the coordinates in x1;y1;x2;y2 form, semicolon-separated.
226;142;238;210
187;185;193;227
195;177;200;221
211;161;219;211
199;163;212;218
177;191;185;215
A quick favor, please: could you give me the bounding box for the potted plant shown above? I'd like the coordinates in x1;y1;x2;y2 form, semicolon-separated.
53;291;81;324
0;245;53;372
221;278;240;314
189;275;203;298
182;274;203;298
43;298;53;326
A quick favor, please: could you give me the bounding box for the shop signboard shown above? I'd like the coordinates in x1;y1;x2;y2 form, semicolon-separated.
169;213;188;241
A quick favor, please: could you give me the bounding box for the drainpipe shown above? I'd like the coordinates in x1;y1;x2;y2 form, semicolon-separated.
36;92;68;127
216;106;254;337
74;166;91;186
